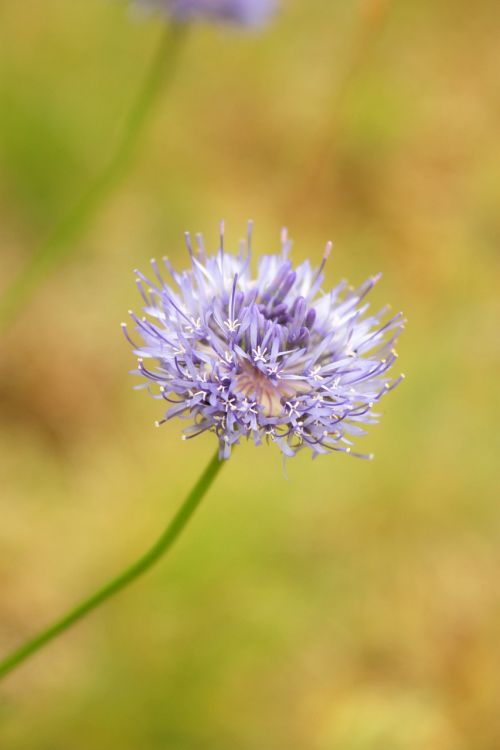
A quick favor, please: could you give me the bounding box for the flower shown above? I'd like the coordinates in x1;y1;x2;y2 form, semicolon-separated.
124;222;405;459
135;0;276;27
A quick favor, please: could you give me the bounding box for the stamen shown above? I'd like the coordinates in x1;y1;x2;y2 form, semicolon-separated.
247;219;254;256
121;322;138;347
219;219;225;253
184;231;194;257
195;233;206;259
150;258;166;287
318;240;333;277
229;273;239;323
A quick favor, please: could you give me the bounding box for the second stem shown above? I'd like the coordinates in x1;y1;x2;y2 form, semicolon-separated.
0;22;188;329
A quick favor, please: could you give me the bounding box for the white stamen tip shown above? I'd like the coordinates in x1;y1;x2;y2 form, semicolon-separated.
324;240;333;260
154;421;161;428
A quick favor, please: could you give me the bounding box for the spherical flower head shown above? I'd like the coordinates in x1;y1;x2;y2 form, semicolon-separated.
135;0;276;27
124;223;405;460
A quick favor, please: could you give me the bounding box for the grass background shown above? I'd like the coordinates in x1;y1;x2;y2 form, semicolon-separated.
0;0;499;748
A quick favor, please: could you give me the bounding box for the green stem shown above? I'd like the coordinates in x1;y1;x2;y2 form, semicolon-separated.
0;22;188;331
0;449;223;680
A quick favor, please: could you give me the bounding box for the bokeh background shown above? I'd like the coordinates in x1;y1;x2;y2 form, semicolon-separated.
1;0;499;748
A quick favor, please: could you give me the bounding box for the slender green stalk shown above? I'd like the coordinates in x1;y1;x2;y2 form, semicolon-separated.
0;22;188;331
0;449;223;680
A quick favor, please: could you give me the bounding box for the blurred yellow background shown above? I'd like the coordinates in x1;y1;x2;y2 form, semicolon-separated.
0;0;499;748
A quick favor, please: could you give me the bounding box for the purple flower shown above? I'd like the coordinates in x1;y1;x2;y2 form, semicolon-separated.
135;0;276;27
124;223;405;460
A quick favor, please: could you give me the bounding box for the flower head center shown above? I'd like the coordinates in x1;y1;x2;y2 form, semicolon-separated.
234;360;296;417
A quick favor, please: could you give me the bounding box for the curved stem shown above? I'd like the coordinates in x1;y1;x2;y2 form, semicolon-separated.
0;449;223;680
0;22;188;331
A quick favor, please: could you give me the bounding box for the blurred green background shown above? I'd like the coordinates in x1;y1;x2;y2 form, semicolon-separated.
0;0;499;748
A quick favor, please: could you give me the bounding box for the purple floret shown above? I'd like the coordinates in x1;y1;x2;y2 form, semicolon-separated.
136;0;276;26
124;223;405;459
